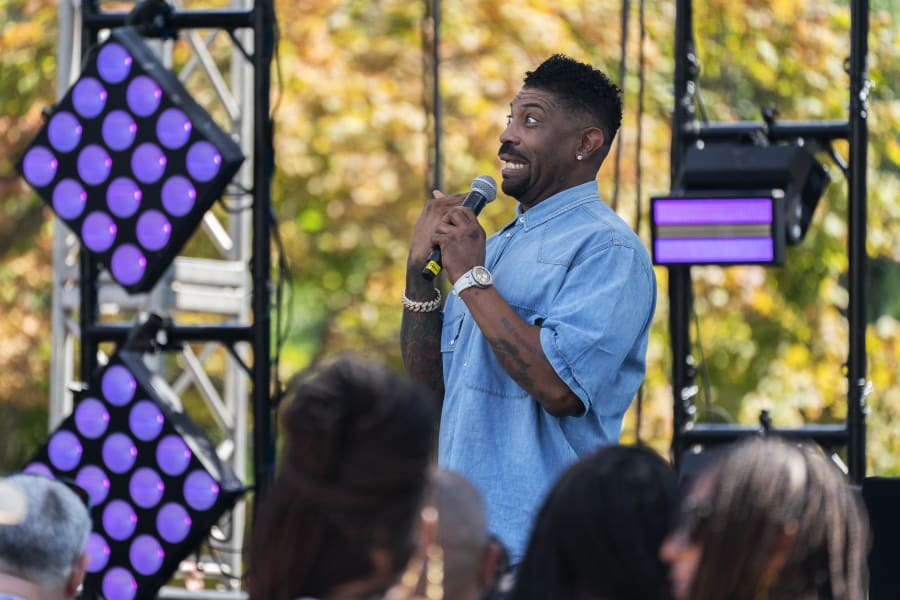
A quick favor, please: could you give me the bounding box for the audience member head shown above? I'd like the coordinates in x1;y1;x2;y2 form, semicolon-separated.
387;467;502;600
510;444;679;600
246;354;435;600
660;436;870;600
0;473;92;599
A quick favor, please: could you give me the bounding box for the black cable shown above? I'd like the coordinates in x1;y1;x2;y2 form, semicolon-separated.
633;0;646;443
826;142;850;177
269;208;294;415
269;4;284;119
611;0;630;212
691;298;714;417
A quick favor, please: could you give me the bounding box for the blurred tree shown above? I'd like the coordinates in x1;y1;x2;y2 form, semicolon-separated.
0;0;58;469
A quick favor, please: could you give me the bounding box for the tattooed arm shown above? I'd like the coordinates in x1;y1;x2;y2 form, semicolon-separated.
458;285;582;417
431;204;582;417
401;190;467;403
400;264;445;401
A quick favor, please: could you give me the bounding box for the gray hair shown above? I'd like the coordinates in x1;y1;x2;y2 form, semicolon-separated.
0;473;92;589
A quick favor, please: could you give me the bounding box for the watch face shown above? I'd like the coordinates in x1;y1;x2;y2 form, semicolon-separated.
472;266;492;286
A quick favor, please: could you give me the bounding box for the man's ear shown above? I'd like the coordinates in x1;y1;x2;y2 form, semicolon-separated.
579;127;607;161
65;552;90;598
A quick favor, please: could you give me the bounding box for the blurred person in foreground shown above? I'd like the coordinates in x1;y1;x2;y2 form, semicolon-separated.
401;53;656;564
0;473;91;600
386;467;505;600
509;444;678;600
660;436;869;600
245;355;435;600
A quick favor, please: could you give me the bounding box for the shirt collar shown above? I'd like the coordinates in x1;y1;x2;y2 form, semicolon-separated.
514;180;601;230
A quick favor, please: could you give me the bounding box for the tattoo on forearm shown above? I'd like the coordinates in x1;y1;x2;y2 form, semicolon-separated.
488;337;536;392
401;312;444;397
499;317;545;357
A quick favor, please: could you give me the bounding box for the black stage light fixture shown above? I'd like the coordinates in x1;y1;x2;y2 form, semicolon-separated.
651;141;829;266
16;26;243;293
24;350;244;600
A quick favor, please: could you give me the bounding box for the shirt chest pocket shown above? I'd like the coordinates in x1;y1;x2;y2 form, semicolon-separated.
441;301;538;400
440;310;464;354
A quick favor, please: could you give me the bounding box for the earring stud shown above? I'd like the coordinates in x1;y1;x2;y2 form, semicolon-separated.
576;154;583;161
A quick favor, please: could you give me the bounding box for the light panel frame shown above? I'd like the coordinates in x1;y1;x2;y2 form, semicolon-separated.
16;26;244;293
651;191;787;266
25;350;244;600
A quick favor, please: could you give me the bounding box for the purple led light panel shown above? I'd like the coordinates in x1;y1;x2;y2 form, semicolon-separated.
23;351;247;600
161;176;196;217
16;28;245;293
103;110;138;151
183;470;219;511
127;75;162;117
157;503;192;544
77;144;113;186
653;197;773;226
76;464;111;506
106;177;142;218
157;108;192;150
21;146;58;187
86;533;111;573
131;142;167;184
74;397;110;439
103;499;138;541
102;567;137;600
129;400;164;441
130;535;165;575
186;141;222;182
103;432;138;474
48;430;82;472
53;179;88;219
136;210;172;251
111;244;147;286
102;365;137;406
97;43;132;84
156;435;191;476
72;78;107;118
48;112;83;153
81;211;118;253
129;467;165;509
654;238;775;264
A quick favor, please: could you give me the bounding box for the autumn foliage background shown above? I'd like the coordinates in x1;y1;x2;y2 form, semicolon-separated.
1;0;899;477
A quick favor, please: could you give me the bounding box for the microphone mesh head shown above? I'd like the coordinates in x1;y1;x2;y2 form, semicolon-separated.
471;175;497;203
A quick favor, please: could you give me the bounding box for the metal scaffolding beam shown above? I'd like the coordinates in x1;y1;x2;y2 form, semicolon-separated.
666;0;870;484
51;0;274;589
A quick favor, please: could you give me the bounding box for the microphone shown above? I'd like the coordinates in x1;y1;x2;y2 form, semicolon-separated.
421;175;497;280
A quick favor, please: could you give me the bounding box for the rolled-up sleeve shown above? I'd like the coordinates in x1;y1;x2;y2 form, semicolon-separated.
539;242;656;415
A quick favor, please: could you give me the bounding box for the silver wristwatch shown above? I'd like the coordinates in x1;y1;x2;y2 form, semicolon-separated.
452;266;493;296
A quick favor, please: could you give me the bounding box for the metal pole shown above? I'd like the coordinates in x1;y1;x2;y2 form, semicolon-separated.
251;0;276;501
430;0;443;192
668;0;696;470
846;0;869;485
79;0;102;385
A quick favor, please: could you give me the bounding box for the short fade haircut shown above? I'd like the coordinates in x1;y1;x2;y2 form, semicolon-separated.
523;54;623;148
0;474;92;589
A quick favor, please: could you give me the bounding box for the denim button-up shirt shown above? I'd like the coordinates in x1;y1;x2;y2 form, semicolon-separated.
438;180;657;562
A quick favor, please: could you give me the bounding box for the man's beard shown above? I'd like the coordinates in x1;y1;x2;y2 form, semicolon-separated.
501;177;527;201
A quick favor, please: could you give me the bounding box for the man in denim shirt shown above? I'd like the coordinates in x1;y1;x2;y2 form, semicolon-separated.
401;54;657;563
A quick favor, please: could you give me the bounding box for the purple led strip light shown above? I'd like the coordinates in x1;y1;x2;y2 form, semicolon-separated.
655;237;775;263
654;197;774;226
